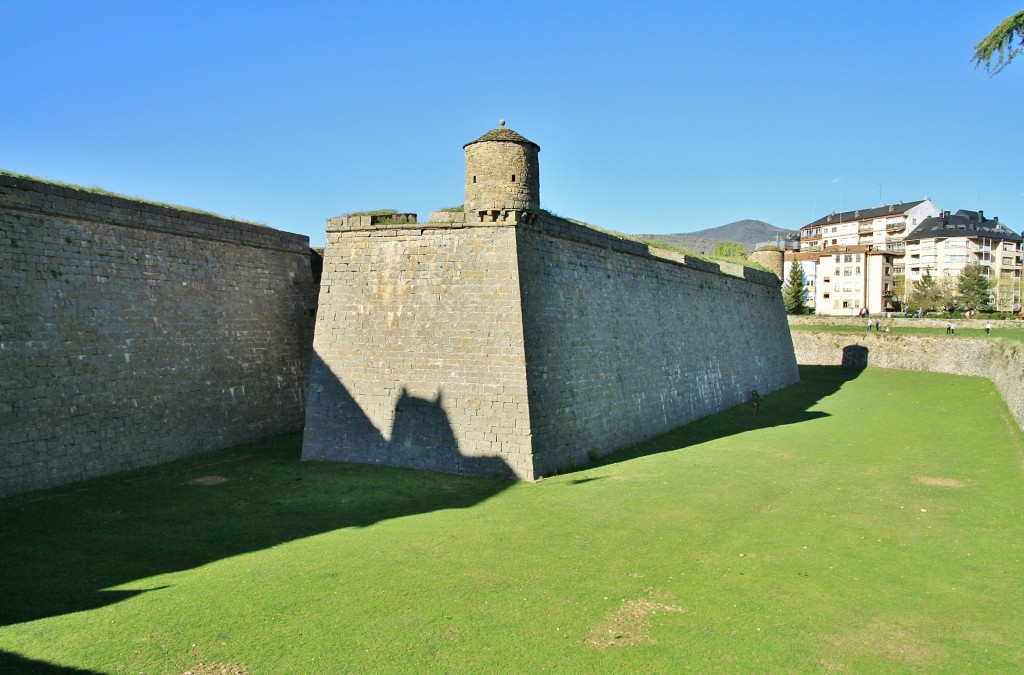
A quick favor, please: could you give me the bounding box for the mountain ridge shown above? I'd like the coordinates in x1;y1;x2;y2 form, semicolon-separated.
637;219;798;254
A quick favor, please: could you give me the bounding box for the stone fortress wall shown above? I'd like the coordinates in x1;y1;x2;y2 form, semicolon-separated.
302;214;534;477
0;174;317;497
303;124;801;479
517;212;800;476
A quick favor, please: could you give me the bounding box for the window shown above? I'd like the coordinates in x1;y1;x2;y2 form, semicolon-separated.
823;292;830;299
511;174;516;182
844;255;853;263
855;266;861;274
823;276;831;284
945;255;968;262
844;268;852;276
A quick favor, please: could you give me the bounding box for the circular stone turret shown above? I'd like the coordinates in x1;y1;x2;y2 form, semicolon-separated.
464;120;540;219
749;246;785;281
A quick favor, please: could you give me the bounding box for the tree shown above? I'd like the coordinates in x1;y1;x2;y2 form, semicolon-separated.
906;269;943;313
783;261;807;315
938;276;960;313
957;264;994;312
973;10;1024;75
712;241;746;259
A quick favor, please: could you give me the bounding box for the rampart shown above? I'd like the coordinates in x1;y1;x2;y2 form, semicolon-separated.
303;209;800;479
791;331;1024;431
0;174;317;497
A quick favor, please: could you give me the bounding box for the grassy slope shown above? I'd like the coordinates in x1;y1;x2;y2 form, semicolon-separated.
1;367;1023;673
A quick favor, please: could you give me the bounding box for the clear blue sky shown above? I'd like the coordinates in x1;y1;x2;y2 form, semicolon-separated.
3;1;1022;246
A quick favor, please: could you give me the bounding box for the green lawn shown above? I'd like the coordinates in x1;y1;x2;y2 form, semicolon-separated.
2;366;1023;673
790;322;1024;344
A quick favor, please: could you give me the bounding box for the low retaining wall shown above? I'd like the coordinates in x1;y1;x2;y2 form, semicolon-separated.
791;331;1024;431
789;315;1024;330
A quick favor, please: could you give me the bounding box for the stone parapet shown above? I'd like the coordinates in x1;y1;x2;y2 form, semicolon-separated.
0;173;309;254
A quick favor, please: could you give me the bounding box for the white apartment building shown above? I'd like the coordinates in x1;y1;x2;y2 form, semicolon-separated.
903;210;1023;313
792;200;939;315
799;199;940;254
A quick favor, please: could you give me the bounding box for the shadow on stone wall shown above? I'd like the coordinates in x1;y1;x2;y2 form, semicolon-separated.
841;345;869;368
303;352;515;477
591;365;860;468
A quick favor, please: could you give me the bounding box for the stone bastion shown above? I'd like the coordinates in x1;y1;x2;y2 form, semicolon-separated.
301;124;800;479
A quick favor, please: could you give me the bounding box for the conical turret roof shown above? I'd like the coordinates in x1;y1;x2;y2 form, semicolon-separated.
464;121;540;151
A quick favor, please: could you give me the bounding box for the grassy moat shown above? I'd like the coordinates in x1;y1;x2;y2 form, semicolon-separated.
2;366;1022;673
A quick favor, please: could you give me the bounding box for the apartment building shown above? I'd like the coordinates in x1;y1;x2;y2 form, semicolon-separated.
903;210;1023;313
790;200;938;315
799;199;940;254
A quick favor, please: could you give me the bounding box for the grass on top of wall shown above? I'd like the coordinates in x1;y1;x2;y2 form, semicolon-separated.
789;322;1024;345
2;366;1023;673
543;211;770;273
0;169;268;227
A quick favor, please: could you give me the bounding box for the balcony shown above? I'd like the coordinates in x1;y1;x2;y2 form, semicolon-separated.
885;241;905;252
802;233;822;242
886;222;906;233
858;223;873;233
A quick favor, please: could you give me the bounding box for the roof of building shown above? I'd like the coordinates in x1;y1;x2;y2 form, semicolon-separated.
464;121;541;151
818;244;898;257
785;251;821;261
803;200;927;229
785;245;899;262
905;209;1022;243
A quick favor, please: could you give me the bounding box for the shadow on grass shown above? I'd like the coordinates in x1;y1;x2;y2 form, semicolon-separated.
0;651;105;674
0;432;513;628
592;365;862;467
0;366;862;633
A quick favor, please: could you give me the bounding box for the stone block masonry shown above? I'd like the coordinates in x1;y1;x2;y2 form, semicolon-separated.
302;215;533;477
303;209;800;480
519;213;800;476
0;174;317;497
